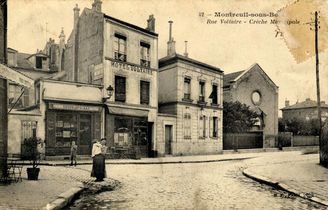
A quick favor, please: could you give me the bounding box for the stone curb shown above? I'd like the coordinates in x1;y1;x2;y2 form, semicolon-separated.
242;168;328;207
39;157;254;166
42;186;85;210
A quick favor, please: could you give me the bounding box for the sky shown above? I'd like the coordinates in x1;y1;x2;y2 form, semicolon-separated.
7;0;328;114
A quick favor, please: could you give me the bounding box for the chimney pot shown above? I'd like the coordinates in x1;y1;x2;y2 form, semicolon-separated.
184;41;189;57
92;0;102;12
285;99;290;107
167;20;176;56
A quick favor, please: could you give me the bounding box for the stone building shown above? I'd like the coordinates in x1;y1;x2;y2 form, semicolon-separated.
62;0;158;157
223;63;279;147
281;98;328;122
157;22;223;156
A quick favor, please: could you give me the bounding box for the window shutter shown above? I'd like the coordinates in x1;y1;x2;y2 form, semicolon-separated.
199;115;203;137
46;112;56;147
23;87;29;107
209;117;213;138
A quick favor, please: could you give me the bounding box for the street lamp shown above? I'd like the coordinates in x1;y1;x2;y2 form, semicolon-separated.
102;85;114;103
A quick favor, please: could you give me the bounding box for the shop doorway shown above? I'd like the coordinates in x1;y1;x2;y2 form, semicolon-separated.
147;122;153;157
165;125;172;155
79;114;92;155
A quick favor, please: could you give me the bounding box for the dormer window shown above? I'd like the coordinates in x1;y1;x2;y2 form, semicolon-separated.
114;34;127;62
35;56;46;69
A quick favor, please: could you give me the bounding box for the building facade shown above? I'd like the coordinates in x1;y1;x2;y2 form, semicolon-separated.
63;0;158;157
223;63;279;147
281;98;328;122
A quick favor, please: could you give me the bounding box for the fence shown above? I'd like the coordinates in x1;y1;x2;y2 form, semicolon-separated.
293;135;319;146
223;132;263;150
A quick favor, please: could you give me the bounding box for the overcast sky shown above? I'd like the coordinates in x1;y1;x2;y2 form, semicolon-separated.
8;0;328;114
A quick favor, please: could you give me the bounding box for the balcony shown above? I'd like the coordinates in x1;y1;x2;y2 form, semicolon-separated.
182;93;193;103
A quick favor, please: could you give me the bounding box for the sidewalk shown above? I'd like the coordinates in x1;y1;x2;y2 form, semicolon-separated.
38;152;258;166
243;157;328;207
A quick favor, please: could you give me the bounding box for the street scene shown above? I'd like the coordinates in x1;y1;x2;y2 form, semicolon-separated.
0;0;328;209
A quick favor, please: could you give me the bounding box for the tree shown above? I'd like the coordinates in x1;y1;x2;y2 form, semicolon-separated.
223;101;259;133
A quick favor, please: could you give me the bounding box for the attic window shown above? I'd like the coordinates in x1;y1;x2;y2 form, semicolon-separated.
36;56;43;69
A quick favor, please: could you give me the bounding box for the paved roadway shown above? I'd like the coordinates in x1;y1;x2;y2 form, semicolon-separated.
69;152;326;210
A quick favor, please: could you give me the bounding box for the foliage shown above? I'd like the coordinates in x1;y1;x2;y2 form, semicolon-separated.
23;137;41;168
223;101;259;133
279;118;320;136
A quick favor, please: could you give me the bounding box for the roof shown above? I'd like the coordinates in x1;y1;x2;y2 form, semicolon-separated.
281;99;328;110
159;53;223;73
223;70;244;88
223;63;278;90
104;14;158;37
13;68;57;80
16;52;34;69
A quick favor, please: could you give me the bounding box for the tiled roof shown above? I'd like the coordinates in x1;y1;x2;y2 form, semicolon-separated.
16;52;34;70
281;99;328;110
223;70;244;88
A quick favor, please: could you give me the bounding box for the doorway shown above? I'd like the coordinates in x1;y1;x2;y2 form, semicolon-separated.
165;125;172;155
79;114;92;155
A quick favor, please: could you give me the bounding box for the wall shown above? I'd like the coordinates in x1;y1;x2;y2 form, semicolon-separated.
158;64;178;103
227;66;278;140
8;111;43;154
76;9;104;83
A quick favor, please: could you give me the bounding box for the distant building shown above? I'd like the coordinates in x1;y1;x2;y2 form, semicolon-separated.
157;22;223;155
223;63;279;147
281;98;328;121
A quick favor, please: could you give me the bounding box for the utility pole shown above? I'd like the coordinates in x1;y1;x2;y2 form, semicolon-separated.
314;11;323;164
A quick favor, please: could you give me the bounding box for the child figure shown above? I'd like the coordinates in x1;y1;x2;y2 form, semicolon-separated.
70;141;78;166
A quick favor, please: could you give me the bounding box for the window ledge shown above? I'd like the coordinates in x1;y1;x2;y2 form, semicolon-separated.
182;98;193;103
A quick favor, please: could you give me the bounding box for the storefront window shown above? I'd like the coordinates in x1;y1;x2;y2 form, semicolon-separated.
55;114;77;147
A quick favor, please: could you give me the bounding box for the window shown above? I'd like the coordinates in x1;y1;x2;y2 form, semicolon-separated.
199;81;205;102
35;84;40;104
211;84;218;105
22;121;37;140
140;81;150;105
140;42;150;67
184;113;191;138
184;78;191;100
115;76;126;102
8;84;28;108
55;114;77;147
251;90;261;105
114;34;127;62
212;117;218;137
199;115;206;138
36;56;42;69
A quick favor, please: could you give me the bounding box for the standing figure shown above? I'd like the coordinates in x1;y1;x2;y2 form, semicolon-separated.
70;141;78;166
91;139;105;181
101;138;108;178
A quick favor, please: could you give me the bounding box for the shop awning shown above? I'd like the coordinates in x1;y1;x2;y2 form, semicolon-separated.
0;64;34;87
106;106;149;118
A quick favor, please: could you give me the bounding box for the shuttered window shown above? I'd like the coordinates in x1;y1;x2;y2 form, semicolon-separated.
114;34;127;62
184;113;191;138
115;76;126;102
211;84;218;105
140;81;150;105
213;117;218;137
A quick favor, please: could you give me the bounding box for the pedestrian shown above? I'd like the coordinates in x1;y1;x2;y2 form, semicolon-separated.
91;139;105;181
70;140;78;166
101;138;108;178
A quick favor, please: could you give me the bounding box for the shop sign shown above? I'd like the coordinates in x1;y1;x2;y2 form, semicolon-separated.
48;103;101;112
111;61;152;75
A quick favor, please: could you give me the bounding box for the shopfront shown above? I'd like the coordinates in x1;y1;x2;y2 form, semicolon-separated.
105;107;153;158
45;102;102;156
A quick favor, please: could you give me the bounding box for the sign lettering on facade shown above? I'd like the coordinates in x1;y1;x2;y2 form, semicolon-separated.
49;103;101;112
111;61;152;75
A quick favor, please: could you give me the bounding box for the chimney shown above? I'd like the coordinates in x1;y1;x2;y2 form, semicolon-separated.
92;0;102;13
285;99;289;107
167;20;176;56
184;41;188;57
146;15;155;32
73;4;80;30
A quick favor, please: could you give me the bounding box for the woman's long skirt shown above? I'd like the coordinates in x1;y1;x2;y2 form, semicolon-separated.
91;154;106;180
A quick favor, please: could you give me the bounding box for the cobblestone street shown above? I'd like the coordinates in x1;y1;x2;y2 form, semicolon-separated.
70;152;327;210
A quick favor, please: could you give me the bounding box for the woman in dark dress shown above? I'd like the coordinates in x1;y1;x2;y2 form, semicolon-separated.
91;139;105;181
